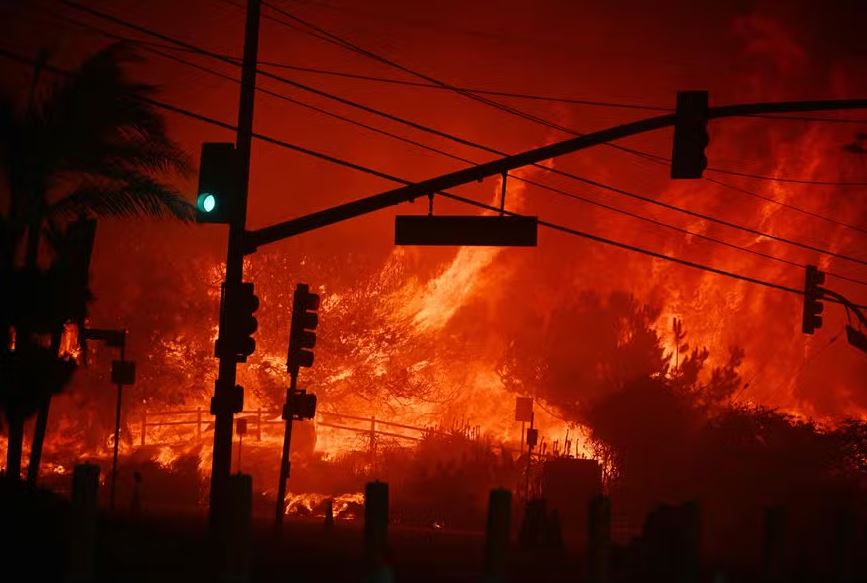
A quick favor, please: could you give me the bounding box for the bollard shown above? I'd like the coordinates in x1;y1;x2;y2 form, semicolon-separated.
518;498;548;550
221;473;252;583
324;497;334;532
484;488;512;579
587;495;611;583
680;500;701;583
364;481;389;570
66;463;100;583
831;507;855;583
641;501;701;583
762;506;786;583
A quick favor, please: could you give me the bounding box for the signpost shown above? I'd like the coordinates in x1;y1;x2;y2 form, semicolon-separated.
515;396;533;456
82;327;134;510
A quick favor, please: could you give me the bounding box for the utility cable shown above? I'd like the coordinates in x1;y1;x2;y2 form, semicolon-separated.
41;8;867;286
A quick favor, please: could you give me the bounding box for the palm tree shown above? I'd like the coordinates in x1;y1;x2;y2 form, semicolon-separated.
0;42;194;480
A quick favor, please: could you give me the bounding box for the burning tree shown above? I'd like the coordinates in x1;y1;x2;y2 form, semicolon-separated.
0;43;192;479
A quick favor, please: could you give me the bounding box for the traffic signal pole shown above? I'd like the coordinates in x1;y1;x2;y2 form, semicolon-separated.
275;371;297;524
208;0;260;533
275;284;320;523
243;98;867;252
110;336;126;510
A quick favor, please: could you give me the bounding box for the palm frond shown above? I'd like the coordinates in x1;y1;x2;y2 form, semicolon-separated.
36;43;191;176
49;171;195;222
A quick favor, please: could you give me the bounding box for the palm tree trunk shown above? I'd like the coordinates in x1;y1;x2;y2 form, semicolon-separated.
26;396;51;485
27;329;59;486
6;411;24;479
4;220;44;481
8;52;49;483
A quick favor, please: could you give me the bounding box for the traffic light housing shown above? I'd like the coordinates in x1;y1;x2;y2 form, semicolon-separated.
671;90;709;179
801;265;825;335
196;142;241;224
219;281;259;362
287;283;320;375
282;389;317;421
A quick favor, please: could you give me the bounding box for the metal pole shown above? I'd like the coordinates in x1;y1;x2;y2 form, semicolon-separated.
208;0;260;532
110;341;125;510
140;410;147;446
256;408;262;441
370;416;376;474
275;373;297;524
525;413;534;501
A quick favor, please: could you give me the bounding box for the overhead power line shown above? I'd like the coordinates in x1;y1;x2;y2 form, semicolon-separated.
50;1;867;268
4;45;865;311
706;166;867;187
261;0;867;188
253;2;867;246
41;7;867;286
704;177;867;236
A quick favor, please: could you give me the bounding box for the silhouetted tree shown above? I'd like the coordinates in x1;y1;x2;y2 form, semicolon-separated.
0;43;192;478
496;290;668;421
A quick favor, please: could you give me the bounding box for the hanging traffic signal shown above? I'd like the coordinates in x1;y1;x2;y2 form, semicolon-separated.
287;283;320;375
196;142;241;224
671;90;709;179
801;265;825;335
282;389;317;421
219;282;259;361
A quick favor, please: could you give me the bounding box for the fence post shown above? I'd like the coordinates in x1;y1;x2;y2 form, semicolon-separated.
140;411;147;446
369;416;376;472
324;497;334;533
256;408;262;441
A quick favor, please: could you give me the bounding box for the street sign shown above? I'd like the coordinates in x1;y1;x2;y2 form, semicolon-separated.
394;215;537;246
515;397;533;422
236;418;248;436
111;360;135;385
83;328;125;348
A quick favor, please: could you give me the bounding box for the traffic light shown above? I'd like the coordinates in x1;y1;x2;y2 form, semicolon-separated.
196;142;241;224
282;389;317;421
219;282;259;362
671;90;709;179
287;283;320;375
801;265;825;335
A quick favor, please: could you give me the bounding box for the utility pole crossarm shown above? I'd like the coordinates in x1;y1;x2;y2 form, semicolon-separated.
244;98;867;252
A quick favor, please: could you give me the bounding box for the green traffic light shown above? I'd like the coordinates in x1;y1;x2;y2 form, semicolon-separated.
197;192;217;213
